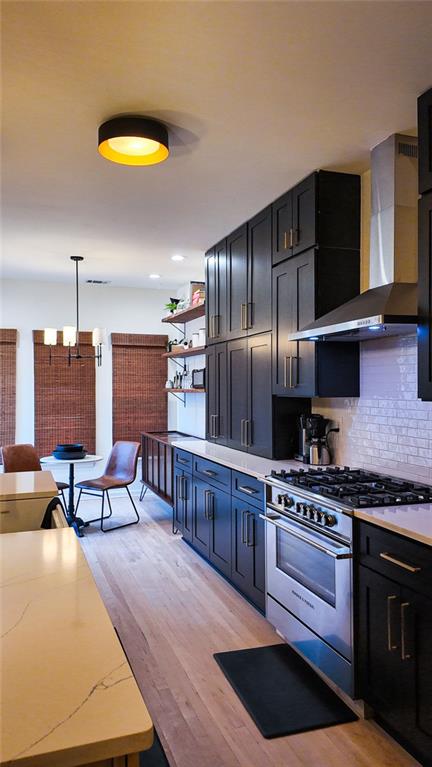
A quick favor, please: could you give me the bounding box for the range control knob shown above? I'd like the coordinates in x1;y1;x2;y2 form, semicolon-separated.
325;514;337;527
316;509;324;524
308;506;317;521
283;495;295;509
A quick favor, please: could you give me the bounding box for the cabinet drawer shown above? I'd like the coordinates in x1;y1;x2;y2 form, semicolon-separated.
358;521;432;598
174;449;193;474
192;455;231;489
231;471;264;509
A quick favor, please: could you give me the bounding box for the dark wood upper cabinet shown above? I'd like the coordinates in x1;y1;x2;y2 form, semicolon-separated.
226;224;248;341
418;87;432;195
247;333;273;456
272;250;360;397
247;207;272;335
418;87;432;401
206;239;227;345
272;170;360;265
226;337;248;452
206;343;227;445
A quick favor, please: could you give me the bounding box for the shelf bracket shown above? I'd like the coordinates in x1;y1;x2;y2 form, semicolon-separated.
169;391;187;407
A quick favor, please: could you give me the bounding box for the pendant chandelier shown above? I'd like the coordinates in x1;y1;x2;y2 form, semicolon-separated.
43;256;105;366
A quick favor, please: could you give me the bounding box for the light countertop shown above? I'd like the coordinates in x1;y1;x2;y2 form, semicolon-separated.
171;438;323;479
0;471;57;501
171;439;432;546
1;528;153;767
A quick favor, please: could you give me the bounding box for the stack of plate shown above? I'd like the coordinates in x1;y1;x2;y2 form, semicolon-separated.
52;444;87;460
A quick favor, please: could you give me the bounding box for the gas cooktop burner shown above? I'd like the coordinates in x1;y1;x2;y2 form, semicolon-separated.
269;466;432;508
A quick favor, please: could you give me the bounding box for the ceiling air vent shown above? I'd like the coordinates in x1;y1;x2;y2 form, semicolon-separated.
86;279;111;284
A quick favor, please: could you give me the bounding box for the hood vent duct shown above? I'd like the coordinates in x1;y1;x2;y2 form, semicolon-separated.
288;134;418;342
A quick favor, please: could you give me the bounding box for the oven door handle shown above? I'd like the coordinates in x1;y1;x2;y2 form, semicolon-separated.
259;514;352;560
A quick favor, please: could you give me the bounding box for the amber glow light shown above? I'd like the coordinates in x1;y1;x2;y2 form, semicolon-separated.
98;116;169;166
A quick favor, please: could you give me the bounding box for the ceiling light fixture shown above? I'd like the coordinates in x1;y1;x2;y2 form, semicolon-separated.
98;116;169;166
149;274;161;279
171;254;185;262
43;256;105;366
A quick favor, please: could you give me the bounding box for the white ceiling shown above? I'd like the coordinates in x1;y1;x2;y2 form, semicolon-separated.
2;0;432;289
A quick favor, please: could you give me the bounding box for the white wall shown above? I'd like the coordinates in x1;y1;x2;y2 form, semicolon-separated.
0;278;206;483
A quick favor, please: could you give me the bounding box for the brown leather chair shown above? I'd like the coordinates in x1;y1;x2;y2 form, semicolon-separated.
75;441;140;532
1;443;69;509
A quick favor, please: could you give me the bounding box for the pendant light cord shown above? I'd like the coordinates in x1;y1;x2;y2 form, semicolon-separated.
75;257;80;355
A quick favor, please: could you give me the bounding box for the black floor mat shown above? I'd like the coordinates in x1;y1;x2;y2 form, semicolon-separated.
140;729;170;766
214;643;357;739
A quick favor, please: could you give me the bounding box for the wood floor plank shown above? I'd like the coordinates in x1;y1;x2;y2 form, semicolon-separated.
79;493;420;767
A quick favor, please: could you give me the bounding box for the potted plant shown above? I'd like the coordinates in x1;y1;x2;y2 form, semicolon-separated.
165;298;180;315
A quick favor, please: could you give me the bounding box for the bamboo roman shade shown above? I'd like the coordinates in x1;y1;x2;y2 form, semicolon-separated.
111;333;168;444
0;329;18;449
33;330;96;457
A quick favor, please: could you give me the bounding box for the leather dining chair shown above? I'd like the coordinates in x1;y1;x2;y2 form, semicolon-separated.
1;443;69;510
75;441;140;532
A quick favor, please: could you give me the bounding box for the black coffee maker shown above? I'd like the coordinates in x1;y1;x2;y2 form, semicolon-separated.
295;414;330;464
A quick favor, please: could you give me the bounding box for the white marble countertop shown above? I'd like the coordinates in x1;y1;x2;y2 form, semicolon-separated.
171;439;432;546
1;528;153;767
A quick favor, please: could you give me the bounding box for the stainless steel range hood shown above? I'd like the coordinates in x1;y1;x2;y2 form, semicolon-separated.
288;134;418;342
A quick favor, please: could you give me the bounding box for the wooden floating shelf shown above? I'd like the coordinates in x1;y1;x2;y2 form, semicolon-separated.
161;302;206;324
162;346;206;359
164;388;206;394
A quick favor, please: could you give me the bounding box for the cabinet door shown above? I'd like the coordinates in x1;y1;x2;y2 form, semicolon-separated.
206;344;228;444
281;251;317;397
358;566;410;734
231;499;265;610
247;207;272;335
226;224;248;340
272;191;293;265
399;586;432;763
206;345;216;441
226;338;248;451
208;485;232;577
247;333;272;457
272;260;297;396
206;239;227;344
292;173;317;256
192;478;210;558
182;472;193;542
418;87;432;195
418;193;432;401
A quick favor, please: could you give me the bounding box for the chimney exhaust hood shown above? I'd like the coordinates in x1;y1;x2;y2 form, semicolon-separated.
288;134;418;342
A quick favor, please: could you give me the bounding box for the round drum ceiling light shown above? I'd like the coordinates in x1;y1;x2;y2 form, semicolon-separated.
98;116;169;166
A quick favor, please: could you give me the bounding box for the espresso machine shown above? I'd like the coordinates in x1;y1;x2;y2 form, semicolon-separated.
296;414;335;465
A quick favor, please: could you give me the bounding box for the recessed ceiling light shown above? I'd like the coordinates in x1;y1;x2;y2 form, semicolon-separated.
98;116;169;166
171;254;185;262
149;273;161;279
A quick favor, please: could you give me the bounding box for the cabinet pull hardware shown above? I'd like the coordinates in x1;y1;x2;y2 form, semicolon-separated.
379;552;421;573
294;228;299;246
284;231;288;250
204;489;211;519
241;510;247;544
176;475;181;501
283;356;289;388
241;303;248;331
237;485;258;495
289;356;294;388
213;414;219;439
240;419;245;447
289;228;294;248
245;420;252;447
246;512;254;547
386;595;398;651
209;315;213;339
210;414;215;438
203;469;217;477
401;602;412;660
177;457;188;465
247;302;253;329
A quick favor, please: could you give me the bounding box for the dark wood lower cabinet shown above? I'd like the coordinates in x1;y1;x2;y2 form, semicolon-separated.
358;523;432;766
231;498;265;610
191;477;231;578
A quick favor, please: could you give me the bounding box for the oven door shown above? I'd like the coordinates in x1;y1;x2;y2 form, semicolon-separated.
263;512;352;661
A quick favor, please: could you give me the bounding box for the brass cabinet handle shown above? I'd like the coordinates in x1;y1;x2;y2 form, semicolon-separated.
387;595;398;651
241;303;247;331
401;602;412;660
283;231;288;250
379;552;421;573
289;228;294;248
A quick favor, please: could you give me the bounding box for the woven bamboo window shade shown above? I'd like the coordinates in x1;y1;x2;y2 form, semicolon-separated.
33;330;96;457
0;329;18;450
111;333;168;443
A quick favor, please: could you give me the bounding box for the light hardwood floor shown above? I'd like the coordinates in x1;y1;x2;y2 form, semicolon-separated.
79;491;420;767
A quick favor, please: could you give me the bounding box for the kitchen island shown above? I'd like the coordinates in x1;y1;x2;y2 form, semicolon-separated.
1;527;153;767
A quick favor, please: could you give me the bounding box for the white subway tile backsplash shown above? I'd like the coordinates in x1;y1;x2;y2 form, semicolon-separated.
313;335;432;484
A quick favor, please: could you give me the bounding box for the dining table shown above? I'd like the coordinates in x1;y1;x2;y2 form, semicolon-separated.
40;454;103;536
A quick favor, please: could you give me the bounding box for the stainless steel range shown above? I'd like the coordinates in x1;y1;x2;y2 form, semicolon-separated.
263;467;432;698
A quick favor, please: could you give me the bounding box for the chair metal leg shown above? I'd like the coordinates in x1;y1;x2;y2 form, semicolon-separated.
139;483;148;502
101;486;140;533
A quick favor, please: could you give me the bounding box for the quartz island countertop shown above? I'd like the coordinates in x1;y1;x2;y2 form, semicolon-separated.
0;528;153;767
